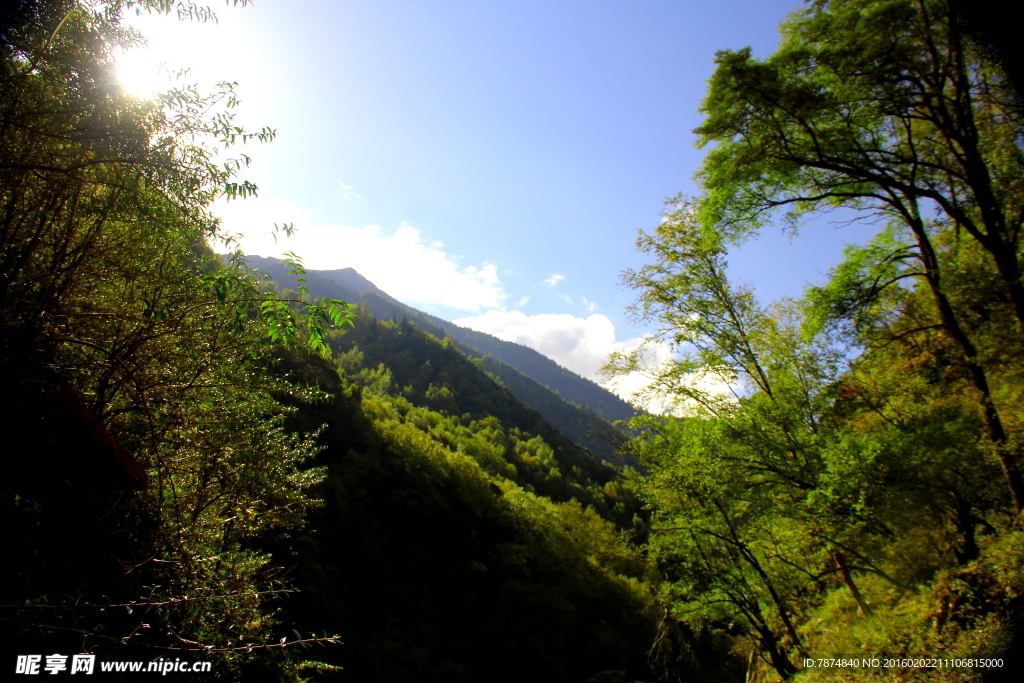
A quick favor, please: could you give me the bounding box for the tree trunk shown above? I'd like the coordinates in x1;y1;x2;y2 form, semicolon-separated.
745;639;760;683
833;551;873;616
756;628;798;680
906;215;1024;513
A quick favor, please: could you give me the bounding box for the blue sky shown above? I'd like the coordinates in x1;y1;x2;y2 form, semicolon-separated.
120;0;879;390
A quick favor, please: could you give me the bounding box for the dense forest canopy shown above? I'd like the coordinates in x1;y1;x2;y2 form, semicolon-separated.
2;0;1023;681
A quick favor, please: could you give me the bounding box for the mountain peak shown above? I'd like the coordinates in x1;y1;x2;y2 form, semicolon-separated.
238;254;637;464
316;267;388;297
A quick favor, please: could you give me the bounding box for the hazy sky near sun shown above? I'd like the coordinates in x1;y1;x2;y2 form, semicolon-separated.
119;0;878;391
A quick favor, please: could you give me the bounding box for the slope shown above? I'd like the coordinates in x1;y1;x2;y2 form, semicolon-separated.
243;254;637;466
269;348;664;683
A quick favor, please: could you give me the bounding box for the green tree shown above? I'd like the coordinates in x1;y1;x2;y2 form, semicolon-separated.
695;0;1024;512
605;198;1010;676
614;2;1024;674
606;203;847;678
0;1;348;674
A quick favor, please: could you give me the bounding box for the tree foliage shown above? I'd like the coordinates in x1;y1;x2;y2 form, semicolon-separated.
695;0;1024;510
609;1;1024;679
0;1;350;676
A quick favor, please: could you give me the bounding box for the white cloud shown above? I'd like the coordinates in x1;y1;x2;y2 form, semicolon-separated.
338;181;361;200
212;196;505;311
582;296;598;313
599;337;679;414
601;338;738;416
516;296;530;307
543;274;565;288
454;310;617;380
452;309;734;415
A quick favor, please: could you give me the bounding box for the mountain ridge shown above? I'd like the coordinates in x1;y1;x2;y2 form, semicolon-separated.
243;255;637;466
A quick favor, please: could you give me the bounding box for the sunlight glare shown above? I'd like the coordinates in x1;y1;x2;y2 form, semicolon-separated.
115;52;167;99
113;10;228;100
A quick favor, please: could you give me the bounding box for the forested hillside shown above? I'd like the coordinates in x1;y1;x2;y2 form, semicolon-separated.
245;254;638;467
266;347;662;681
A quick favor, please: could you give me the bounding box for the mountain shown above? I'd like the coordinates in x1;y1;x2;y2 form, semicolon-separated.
243;255;638;466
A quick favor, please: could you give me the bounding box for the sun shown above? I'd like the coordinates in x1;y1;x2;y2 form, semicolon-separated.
111;6;253;102
114;53;167;99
